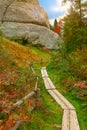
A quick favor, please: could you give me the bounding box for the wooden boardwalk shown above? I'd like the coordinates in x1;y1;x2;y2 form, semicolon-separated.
41;67;80;130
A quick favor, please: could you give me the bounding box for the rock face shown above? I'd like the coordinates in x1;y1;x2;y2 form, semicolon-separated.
0;0;14;21
1;22;59;49
0;0;49;27
0;0;59;49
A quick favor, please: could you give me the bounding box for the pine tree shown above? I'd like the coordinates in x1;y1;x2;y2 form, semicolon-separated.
63;0;87;52
53;19;57;27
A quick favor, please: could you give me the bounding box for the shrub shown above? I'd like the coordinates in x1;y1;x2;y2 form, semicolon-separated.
69;48;87;80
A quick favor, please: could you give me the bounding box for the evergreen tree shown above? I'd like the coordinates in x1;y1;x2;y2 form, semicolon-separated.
63;0;87;52
54;19;57;27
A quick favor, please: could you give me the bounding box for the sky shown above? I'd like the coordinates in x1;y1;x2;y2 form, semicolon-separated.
38;0;70;19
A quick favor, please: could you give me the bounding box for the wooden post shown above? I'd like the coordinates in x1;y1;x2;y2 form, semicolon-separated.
34;76;39;91
35;88;41;108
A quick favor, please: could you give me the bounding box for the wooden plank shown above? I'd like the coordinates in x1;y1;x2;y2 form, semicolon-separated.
13;91;35;107
52;90;75;110
42;67;46;70
48;90;68;109
41;68;55;89
62;110;70;130
41;69;46;77
41;67;80;130
43;70;48;77
42;76;55;90
43;77;55;89
46;78;56;89
43;78;51;89
41;68;48;77
70;110;80;130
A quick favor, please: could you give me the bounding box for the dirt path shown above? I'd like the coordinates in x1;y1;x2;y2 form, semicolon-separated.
41;67;80;130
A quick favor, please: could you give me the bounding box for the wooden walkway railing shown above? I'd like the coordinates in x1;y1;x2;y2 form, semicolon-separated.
6;63;40;130
41;67;80;130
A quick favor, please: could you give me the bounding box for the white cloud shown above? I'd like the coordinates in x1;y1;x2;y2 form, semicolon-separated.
50;6;63;13
49;0;70;16
49;0;71;25
49;16;64;26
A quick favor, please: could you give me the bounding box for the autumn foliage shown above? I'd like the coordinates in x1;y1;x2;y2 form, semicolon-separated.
53;19;63;35
0;36;41;129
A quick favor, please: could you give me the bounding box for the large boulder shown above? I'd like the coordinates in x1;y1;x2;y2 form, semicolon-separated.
0;0;59;49
3;2;49;27
1;22;59;49
17;0;39;4
0;0;14;21
0;0;49;27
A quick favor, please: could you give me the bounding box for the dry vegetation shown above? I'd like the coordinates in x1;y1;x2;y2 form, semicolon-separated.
0;36;41;129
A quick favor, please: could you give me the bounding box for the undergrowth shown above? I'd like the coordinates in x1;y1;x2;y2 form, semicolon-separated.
0;36;62;130
0;36;40;129
47;48;87;130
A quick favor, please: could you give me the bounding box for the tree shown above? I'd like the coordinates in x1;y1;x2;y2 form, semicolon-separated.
63;0;87;52
53;19;63;35
53;19;58;27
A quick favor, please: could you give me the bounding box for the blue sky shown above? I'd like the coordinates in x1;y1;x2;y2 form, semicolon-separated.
38;0;69;19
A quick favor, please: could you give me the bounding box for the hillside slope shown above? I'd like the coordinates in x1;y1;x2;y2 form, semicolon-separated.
0;37;63;130
0;36;49;129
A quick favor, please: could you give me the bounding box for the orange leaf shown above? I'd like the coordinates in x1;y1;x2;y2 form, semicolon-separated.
2;109;10;115
0;125;5;130
23;116;30;121
6;119;14;127
0;79;3;85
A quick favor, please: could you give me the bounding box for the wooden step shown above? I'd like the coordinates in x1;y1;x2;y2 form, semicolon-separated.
62;109;70;130
41;67;80;130
70;110;80;130
52;90;75;110
46;78;56;89
41;68;48;77
43;78;55;89
43;78;51;89
48;90;68;109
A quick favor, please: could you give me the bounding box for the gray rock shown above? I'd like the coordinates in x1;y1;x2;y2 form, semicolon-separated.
1;22;59;49
0;0;14;21
17;0;39;4
0;0;60;49
27;32;39;45
3;2;49;27
0;0;49;27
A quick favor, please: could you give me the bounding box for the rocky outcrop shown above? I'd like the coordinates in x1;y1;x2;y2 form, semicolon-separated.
0;0;14;21
17;0;39;5
1;22;59;49
0;0;59;49
0;0;49;27
3;2;49;27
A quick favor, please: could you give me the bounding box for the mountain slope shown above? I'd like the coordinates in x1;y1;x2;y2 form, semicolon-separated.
0;36;48;129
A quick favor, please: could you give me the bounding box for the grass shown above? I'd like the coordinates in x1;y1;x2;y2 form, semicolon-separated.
19;75;62;130
1;35;87;129
0;36;42;67
0;36;41;129
47;63;87;130
2;35;87;129
0;36;62;130
18;59;63;130
27;45;50;62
